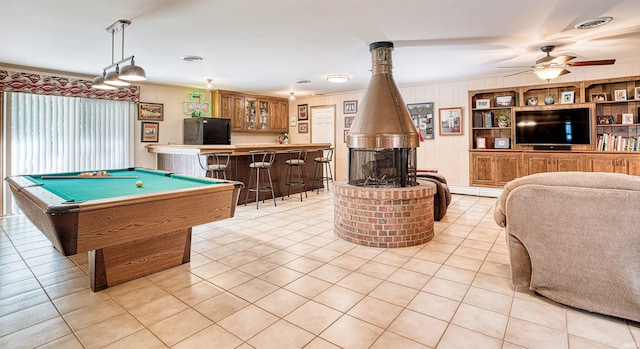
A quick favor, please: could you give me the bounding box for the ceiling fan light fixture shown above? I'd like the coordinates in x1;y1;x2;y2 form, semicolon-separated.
533;66;565;81
574;16;613;30
326;74;350;83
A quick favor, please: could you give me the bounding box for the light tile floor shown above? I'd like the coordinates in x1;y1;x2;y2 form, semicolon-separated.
1;188;639;348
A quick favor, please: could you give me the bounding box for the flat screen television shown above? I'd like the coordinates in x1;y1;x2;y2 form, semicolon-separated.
515;108;591;147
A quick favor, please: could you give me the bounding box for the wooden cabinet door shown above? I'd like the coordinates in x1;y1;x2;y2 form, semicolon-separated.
495;154;519;185
523;154;550;175
219;93;232;119
554;155;581;172
231;95;245;130
625;157;640;176
588;155;619;173
470;153;497;185
277;100;289;132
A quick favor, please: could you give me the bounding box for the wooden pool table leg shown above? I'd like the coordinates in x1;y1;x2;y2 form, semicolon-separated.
89;228;192;291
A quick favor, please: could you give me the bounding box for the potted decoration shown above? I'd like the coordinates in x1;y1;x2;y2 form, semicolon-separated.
497;113;509;127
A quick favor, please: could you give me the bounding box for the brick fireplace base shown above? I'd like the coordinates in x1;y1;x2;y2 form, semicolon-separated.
333;181;436;248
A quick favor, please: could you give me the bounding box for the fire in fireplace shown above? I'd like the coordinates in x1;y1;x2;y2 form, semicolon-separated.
346;41;419;188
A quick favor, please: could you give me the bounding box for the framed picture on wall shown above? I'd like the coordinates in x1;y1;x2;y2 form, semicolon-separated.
298;104;308;120
407;102;434;141
344;116;354;129
344;100;357;114
439;107;463;136
138;102;164;121
141;122;159;142
298;122;308;133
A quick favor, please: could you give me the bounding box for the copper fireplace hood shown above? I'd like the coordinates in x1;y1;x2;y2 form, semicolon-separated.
346;41;420;149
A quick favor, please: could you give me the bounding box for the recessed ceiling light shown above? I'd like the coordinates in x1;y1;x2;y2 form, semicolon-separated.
182;55;203;62
574;16;613;30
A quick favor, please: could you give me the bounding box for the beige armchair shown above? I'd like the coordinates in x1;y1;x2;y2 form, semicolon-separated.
495;171;640;322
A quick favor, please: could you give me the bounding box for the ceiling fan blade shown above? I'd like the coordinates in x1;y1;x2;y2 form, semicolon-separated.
497;65;532;69
558;69;571;77
548;55;576;65
567;59;616;67
504;69;532;77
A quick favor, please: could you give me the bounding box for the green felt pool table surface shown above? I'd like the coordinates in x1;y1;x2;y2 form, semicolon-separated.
24;167;223;202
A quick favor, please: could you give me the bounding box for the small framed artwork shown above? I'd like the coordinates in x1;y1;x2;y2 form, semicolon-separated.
596;115;615;125
290;116;297;127
439;107;463;136
476;137;486;149
344;116;354;129
298;104;308;120
141;122;159;142
407;102;435;140
298;122;308;133
622;113;634;124
614;89;627;101
634;87;640;100
527;97;538;106
344;100;357;114
138;102;164;121
591;93;607;102
495;137;510;149
344;129;349;143
495;96;512;107
560;91;574;104
475;99;490;109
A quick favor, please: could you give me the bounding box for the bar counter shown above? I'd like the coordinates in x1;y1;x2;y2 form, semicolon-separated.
147;143;332;204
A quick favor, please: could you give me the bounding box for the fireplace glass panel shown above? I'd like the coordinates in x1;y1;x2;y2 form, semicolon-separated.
348;148;416;187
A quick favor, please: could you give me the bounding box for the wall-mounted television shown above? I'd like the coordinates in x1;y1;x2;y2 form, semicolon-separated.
515;108;591;147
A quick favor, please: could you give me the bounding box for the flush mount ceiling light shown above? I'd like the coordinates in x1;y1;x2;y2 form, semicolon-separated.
205;79;214;90
289;92;296;101
92;19;146;89
182;55;203;62
574;16;613;30
326;74;350;83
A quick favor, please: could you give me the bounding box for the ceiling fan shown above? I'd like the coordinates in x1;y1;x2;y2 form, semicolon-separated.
501;45;616;81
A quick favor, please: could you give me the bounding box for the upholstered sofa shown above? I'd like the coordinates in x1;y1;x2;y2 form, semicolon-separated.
416;172;451;221
495;172;640;322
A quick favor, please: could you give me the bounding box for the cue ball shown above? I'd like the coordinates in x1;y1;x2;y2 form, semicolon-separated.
136;181;143;187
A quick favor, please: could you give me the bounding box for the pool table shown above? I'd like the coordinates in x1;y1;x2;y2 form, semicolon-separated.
6;168;243;291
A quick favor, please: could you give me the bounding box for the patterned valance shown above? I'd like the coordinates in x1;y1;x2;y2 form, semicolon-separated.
0;70;139;102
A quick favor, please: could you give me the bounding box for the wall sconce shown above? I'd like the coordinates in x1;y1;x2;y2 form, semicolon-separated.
92;19;146;90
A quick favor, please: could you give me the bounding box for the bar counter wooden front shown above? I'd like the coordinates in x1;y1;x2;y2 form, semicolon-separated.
147;143;332;204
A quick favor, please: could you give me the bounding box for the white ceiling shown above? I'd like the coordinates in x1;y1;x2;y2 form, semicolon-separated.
1;0;640;98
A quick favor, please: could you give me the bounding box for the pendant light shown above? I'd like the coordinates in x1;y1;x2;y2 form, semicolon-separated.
93;19;146;89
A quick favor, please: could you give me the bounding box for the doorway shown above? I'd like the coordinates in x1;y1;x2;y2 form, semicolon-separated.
310;105;336;181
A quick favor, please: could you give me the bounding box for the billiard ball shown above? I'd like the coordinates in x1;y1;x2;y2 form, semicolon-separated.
136;181;143;187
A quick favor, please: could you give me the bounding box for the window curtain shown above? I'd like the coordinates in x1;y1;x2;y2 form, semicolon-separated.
5;92;134;214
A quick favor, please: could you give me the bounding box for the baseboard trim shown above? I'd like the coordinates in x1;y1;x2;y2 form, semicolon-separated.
449;185;503;198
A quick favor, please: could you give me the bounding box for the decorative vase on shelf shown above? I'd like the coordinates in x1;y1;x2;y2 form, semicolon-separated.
544;95;555;105
497;114;509;127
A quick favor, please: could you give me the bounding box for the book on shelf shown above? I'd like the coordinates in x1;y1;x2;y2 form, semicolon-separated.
597;133;640;152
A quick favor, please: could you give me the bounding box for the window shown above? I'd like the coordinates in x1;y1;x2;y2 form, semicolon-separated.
4;92;134;214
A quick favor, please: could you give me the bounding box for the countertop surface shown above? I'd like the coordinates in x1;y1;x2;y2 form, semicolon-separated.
147;143;332;155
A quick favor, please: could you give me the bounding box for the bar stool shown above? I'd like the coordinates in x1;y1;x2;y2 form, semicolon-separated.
245;150;277;209
312;148;334;193
282;149;307;201
197;152;231;179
